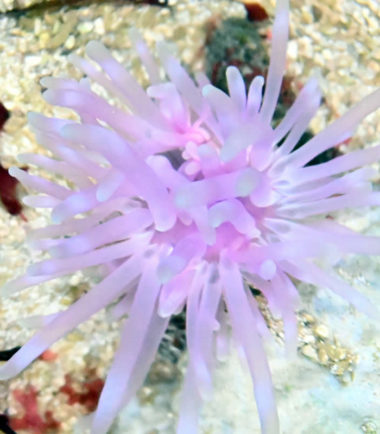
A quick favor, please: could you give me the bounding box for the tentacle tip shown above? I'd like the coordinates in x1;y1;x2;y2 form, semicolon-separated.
21;196;33;206
7;166;19;178
201;84;213;98
157;306;171;318
154;213;177;232
220;145;235;163
226;65;240;78
42;89;55;104
51;213;63;225
40;76;53;88
96;189;110;203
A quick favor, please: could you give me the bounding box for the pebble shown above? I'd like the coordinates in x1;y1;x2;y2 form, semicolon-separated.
317;346;329;365
313;324;329;340
148;360;179;384
78;21;94;35
330;360;349;376
64;35;76;51
325;344;346;362
137;386;155;405
301;344;318;361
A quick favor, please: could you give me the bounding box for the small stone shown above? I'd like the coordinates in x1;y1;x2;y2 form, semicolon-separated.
330;360;349;376
302;334;316;344
64;35;75;50
317;345;329;365
60;296;73;306
300;312;315;325
287;40;298;61
325;344;346;362
78;21;94;34
301;344;318;361
313;324;329;340
335;347;347;361
137;386;155;405
38;32;50;48
94;17;105;36
148;360;179;383
301;8;313;24
66;330;83;343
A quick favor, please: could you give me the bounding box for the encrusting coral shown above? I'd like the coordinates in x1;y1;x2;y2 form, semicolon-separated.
1;0;379;433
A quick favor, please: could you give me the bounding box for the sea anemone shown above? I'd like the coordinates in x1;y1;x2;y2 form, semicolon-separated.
1;0;379;432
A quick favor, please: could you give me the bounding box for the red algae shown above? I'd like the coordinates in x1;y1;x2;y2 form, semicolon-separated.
0;101;26;217
60;374;104;412
39;350;58;362
0;164;26;216
242;1;269;22
9;386;60;434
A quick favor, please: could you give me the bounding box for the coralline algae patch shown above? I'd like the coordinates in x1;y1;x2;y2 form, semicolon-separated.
4;311;115;433
6;333;98;431
8;375;104;433
9;385;60;433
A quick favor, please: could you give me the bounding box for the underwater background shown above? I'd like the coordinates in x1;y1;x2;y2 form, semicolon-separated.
0;0;379;433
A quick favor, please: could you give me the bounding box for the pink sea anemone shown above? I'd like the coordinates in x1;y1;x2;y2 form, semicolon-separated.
1;0;379;433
